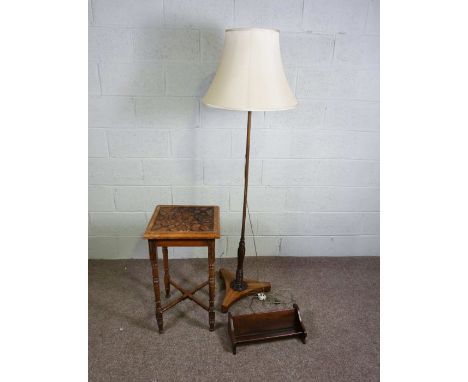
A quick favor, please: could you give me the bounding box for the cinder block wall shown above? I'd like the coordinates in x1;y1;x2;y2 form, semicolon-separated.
88;0;380;259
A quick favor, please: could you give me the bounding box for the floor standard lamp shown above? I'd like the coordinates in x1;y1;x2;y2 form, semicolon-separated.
203;28;298;312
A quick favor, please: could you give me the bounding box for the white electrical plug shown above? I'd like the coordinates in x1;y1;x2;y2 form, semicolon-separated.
257;292;267;301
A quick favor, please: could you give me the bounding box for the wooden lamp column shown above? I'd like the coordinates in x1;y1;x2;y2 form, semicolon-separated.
202;28;298;312
218;111;271;312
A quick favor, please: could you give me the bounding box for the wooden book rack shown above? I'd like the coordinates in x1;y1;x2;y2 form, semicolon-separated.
227;304;307;354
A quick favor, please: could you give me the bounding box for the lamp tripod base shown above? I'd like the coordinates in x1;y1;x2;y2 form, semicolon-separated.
219;268;271;313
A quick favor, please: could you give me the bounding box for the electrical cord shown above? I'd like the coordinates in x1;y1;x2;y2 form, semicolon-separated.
247;201;296;313
246;201;259;281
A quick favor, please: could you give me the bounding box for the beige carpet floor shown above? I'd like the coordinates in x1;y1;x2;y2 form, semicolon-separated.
89;256;379;382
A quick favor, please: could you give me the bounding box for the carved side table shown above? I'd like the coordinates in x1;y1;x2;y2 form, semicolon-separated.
143;205;220;333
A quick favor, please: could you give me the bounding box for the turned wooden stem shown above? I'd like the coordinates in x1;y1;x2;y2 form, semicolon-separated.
162;246;170;297
208;240;216;331
232;111;252;291
148;240;163;333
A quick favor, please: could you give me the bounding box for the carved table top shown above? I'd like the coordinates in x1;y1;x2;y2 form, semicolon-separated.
144;205;220;240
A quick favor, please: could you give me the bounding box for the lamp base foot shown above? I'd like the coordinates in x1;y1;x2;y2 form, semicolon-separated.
219;268;271;313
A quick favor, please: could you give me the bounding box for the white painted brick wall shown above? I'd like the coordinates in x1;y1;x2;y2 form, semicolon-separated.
230;187;287;212
88;129;108;157
92;0;163;27
285;187;379;212
232;129;291;158
89;158;143;185
333;34;380;70
286;130;379;159
88;0;93;25
220;212;258;236
280;33;335;67
234;0;304;31
201;105;265;129
325;101;380;131
114;186;172;212
172;186;230;210
89;96;135;128
296;68;379;100
226;236;281;257
88;62;101;95
166;63;217;96
89;27;133;61
134;29;200;61
143;159;203;185
88;186;115;212
89;236;117;259
116;236;150;259
280;235;379;256
303;0;369;33
366;0;380;35
135;97;199;128
165;0;234;28
232;129;379;159
201;30;224;63
88;0;379;259
171;129;231;158
107;130;170;158
262;159;379;186
99;62;165;96
89;212;148;235
264;100;326;129
257;212;379;236
204;160;262;185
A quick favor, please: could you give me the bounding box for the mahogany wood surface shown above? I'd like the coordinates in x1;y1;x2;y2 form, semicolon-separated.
219;268;271;313
228;304;307;354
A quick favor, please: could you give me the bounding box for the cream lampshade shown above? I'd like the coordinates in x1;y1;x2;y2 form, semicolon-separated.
202;27;296;312
202;27;297;111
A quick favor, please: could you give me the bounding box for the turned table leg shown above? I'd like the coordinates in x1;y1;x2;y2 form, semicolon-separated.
162;246;170;297
208;240;216;331
148;240;163;333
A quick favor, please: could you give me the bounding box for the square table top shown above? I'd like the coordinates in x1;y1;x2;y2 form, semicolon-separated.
144;205;220;240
